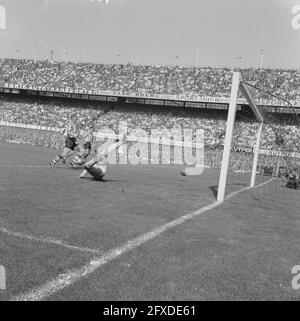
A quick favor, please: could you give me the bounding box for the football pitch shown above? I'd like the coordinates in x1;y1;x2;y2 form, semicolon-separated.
0;142;299;301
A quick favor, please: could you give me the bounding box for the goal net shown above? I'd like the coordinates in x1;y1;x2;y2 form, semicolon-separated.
217;72;300;214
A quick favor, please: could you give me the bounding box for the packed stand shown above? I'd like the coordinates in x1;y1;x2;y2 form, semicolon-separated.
1;95;300;153
0;59;300;104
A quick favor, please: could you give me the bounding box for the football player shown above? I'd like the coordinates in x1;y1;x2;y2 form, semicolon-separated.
70;123;94;168
79;133;126;180
50;115;78;167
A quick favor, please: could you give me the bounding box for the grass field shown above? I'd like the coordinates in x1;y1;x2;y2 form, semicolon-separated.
0;142;299;301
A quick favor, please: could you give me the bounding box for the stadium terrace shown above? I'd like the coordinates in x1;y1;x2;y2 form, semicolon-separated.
0;59;300;108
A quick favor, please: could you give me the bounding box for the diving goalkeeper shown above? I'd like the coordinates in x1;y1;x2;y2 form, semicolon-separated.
79;133;127;180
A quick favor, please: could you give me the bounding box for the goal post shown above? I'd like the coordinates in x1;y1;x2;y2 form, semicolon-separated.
250;121;263;188
217;71;264;202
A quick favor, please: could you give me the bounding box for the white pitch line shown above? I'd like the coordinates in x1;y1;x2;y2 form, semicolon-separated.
0;165;50;168
10;176;276;301
10;201;222;301
225;177;276;200
255;177;277;189
0;227;101;255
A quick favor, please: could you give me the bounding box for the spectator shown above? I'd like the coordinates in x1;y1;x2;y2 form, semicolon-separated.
1;95;299;152
0;58;299;104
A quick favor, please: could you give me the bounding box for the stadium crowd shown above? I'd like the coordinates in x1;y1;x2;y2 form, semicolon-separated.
1;95;300;153
0;59;300;104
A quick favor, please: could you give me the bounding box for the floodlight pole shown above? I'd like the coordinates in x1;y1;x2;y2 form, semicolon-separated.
217;72;241;202
250;121;264;187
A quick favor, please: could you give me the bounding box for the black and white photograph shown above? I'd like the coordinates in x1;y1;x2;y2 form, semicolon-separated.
0;0;300;308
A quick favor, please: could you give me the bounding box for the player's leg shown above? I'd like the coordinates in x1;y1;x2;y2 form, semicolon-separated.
80;164;105;180
70;144;85;168
50;137;76;167
79;156;98;178
84;156;98;168
79;169;88;178
50;154;62;167
50;147;72;167
62;147;74;162
80;164;106;180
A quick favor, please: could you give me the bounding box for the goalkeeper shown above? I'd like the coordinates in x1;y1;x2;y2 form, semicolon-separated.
80;133;127;180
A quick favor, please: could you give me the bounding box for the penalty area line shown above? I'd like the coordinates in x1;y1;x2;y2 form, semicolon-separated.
0;165;50;168
0;226;101;255
10;176;276;301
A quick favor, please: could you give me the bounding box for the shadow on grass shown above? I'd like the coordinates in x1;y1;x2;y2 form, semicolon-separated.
209;185;218;199
80;177;128;183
